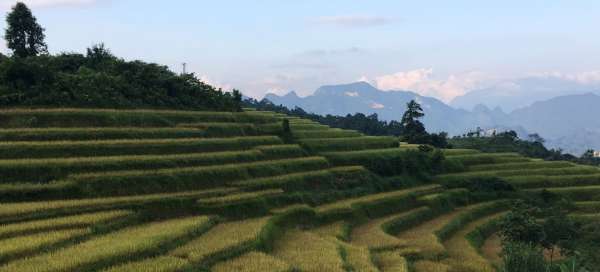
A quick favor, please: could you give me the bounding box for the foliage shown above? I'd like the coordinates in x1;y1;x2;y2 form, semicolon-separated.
400;100;426;141
5;2;47;58
244;98;404;136
501;242;547;272
325;148;448;177
0;45;241;111
450;130;600;167
499;200;544;246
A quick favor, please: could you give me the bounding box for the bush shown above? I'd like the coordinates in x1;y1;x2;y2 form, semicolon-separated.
501;242;547;272
325;148;447;177
0;50;241;111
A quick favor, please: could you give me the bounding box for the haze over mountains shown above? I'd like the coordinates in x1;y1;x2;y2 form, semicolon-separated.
264;81;600;155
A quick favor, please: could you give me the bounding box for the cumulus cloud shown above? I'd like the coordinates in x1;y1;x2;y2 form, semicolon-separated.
371;68;487;102
370;102;385;109
0;0;98;9
313;15;393;28
345;91;359;97
199;75;232;92
532;71;600;85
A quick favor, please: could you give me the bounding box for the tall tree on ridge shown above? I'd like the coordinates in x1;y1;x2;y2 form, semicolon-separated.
400;99;427;142
5;2;47;58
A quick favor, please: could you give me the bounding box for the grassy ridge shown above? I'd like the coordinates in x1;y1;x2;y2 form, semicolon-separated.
292;129;362;139
468;161;575;172
233;166;371;191
506;173;600;188
0;216;214;272
0;210;133;239
0;109;278;128
445;153;530;166
0;189;234;222
0;146;306;183
0;136;282;159
438;165;599;182
71;157;329;196
0;127;207;141
299;136;399;153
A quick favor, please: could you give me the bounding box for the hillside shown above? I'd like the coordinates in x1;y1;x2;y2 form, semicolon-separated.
0;108;598;271
266;82;600;155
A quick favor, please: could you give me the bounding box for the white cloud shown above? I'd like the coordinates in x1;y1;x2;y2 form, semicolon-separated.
313;15;393;28
532;71;600;85
0;0;98;9
199;75;232;92
372;68;488;102
370;102;385;109
345;91;359;97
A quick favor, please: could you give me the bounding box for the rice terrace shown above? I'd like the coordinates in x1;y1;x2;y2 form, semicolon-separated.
1;1;600;272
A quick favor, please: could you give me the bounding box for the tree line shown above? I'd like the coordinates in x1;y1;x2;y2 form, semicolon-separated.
244;98;451;148
0;2;242;111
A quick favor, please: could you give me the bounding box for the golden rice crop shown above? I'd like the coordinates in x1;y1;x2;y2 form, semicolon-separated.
170;217;270;262
102;256;189;272
412;260;450;272
0;150;268;183
0;136;282;159
468;161;574;172
480;234;502;266
440;213;504;272
395;208;468;259
506;173;600;189
197;189;283;205
316;185;440;214
292;129;362;139
270;204;311;214
0;188;233;220
351;208;423;250
439;165;599;181
0;216;212;272
373;251;409;272
312;221;346;239
0;228;89;262
211;251;290;272
273;229;345;272
342;244;379;272
0;127;205;141
299;136;398;152
445;153;529;166
0;210;132;238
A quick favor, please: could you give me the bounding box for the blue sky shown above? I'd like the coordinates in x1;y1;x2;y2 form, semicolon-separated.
1;0;600;101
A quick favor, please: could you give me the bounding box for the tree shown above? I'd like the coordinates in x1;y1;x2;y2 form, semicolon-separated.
542;213;578;266
499;200;544;246
5;2;47;58
400;100;427;142
528;133;545;144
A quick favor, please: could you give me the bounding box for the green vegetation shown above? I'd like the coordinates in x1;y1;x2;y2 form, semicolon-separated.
0;3;596;270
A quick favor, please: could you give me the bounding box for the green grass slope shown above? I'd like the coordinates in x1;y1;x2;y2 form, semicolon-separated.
0;108;596;272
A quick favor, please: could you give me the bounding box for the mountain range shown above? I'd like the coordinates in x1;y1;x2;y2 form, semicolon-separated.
264;82;600;155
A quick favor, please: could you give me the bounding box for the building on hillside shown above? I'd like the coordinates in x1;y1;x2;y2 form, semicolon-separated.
594;151;600;158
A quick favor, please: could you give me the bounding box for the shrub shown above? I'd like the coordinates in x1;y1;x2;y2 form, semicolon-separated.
325;148;447;177
501;242;547;272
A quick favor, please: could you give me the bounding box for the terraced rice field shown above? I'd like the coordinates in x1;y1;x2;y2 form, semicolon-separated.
0;108;594;271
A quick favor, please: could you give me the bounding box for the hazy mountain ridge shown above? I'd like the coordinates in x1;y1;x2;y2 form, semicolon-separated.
265;82;600;155
450;77;600;112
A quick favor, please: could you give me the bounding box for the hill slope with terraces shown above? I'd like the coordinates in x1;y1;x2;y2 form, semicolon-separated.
0;108;598;272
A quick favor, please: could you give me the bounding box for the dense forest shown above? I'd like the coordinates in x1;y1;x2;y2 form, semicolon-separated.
0;4;241;111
